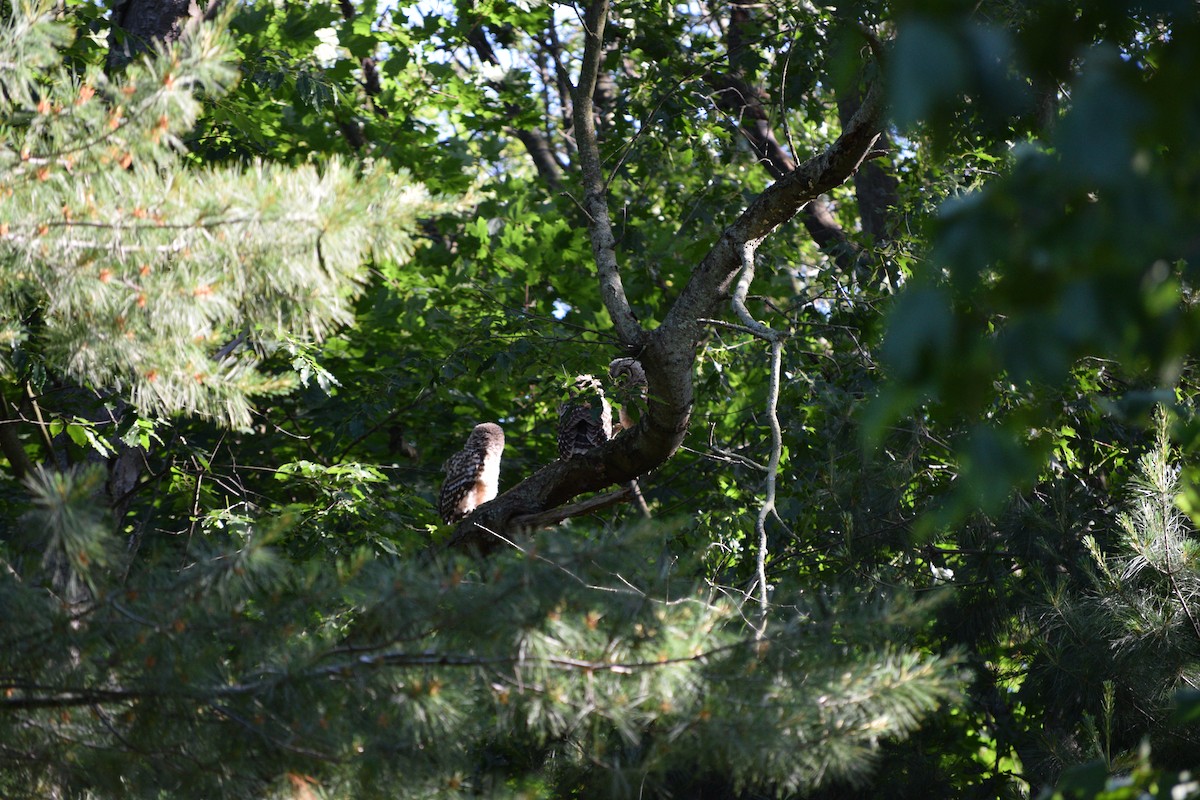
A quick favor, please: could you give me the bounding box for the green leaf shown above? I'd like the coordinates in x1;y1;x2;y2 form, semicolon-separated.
64;423;88;448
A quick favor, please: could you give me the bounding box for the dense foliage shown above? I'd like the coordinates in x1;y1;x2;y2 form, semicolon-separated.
2;0;1200;798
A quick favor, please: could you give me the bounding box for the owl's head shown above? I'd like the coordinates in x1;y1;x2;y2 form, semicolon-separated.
467;422;505;449
608;357;646;388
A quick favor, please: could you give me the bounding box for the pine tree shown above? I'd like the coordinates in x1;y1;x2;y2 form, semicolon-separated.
2;465;963;798
0;2;441;430
1024;408;1200;776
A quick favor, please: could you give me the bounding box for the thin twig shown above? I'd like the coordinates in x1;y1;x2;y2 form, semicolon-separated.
728;241;787;639
24;383;58;467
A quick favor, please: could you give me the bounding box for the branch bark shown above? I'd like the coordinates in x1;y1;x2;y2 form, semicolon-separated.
729;241;786;638
705;70;874;286
569;0;644;348
838;87;901;289
509;485;632;531
712;4;896;290
339;0;389;127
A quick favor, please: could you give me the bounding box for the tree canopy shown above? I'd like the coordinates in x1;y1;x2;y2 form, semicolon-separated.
3;0;1200;798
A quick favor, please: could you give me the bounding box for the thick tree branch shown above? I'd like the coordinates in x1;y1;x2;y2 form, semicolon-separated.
706;73;794;180
448;429;664;552
449;80;884;554
107;0;228;72
339;1;388;120
839;93;898;244
705;73;874;284
571;0;645;347
545;21;578;152
665;80;883;325
837;88;901;289
512;130;566;191
509;485;632;530
713;6;895;289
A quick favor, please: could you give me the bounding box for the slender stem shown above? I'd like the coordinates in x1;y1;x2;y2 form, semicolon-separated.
755;338;783;635
1160;493;1200;641
729;242;786;638
25;384;58;468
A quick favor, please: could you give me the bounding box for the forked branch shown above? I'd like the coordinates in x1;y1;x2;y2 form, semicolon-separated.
449;20;885;554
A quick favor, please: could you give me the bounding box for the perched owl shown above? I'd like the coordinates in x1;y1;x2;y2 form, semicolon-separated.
438;423;505;524
608;357;647;432
557;374;612;459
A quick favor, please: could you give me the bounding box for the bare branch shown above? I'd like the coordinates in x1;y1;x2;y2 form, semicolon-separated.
731;242;785;344
1;633;772;712
509;485;633;530
571;0;645;347
728;242;785;638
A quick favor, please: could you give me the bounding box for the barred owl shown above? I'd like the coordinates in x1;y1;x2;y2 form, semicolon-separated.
608;357;647;432
557;374;612;459
438;422;505;524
